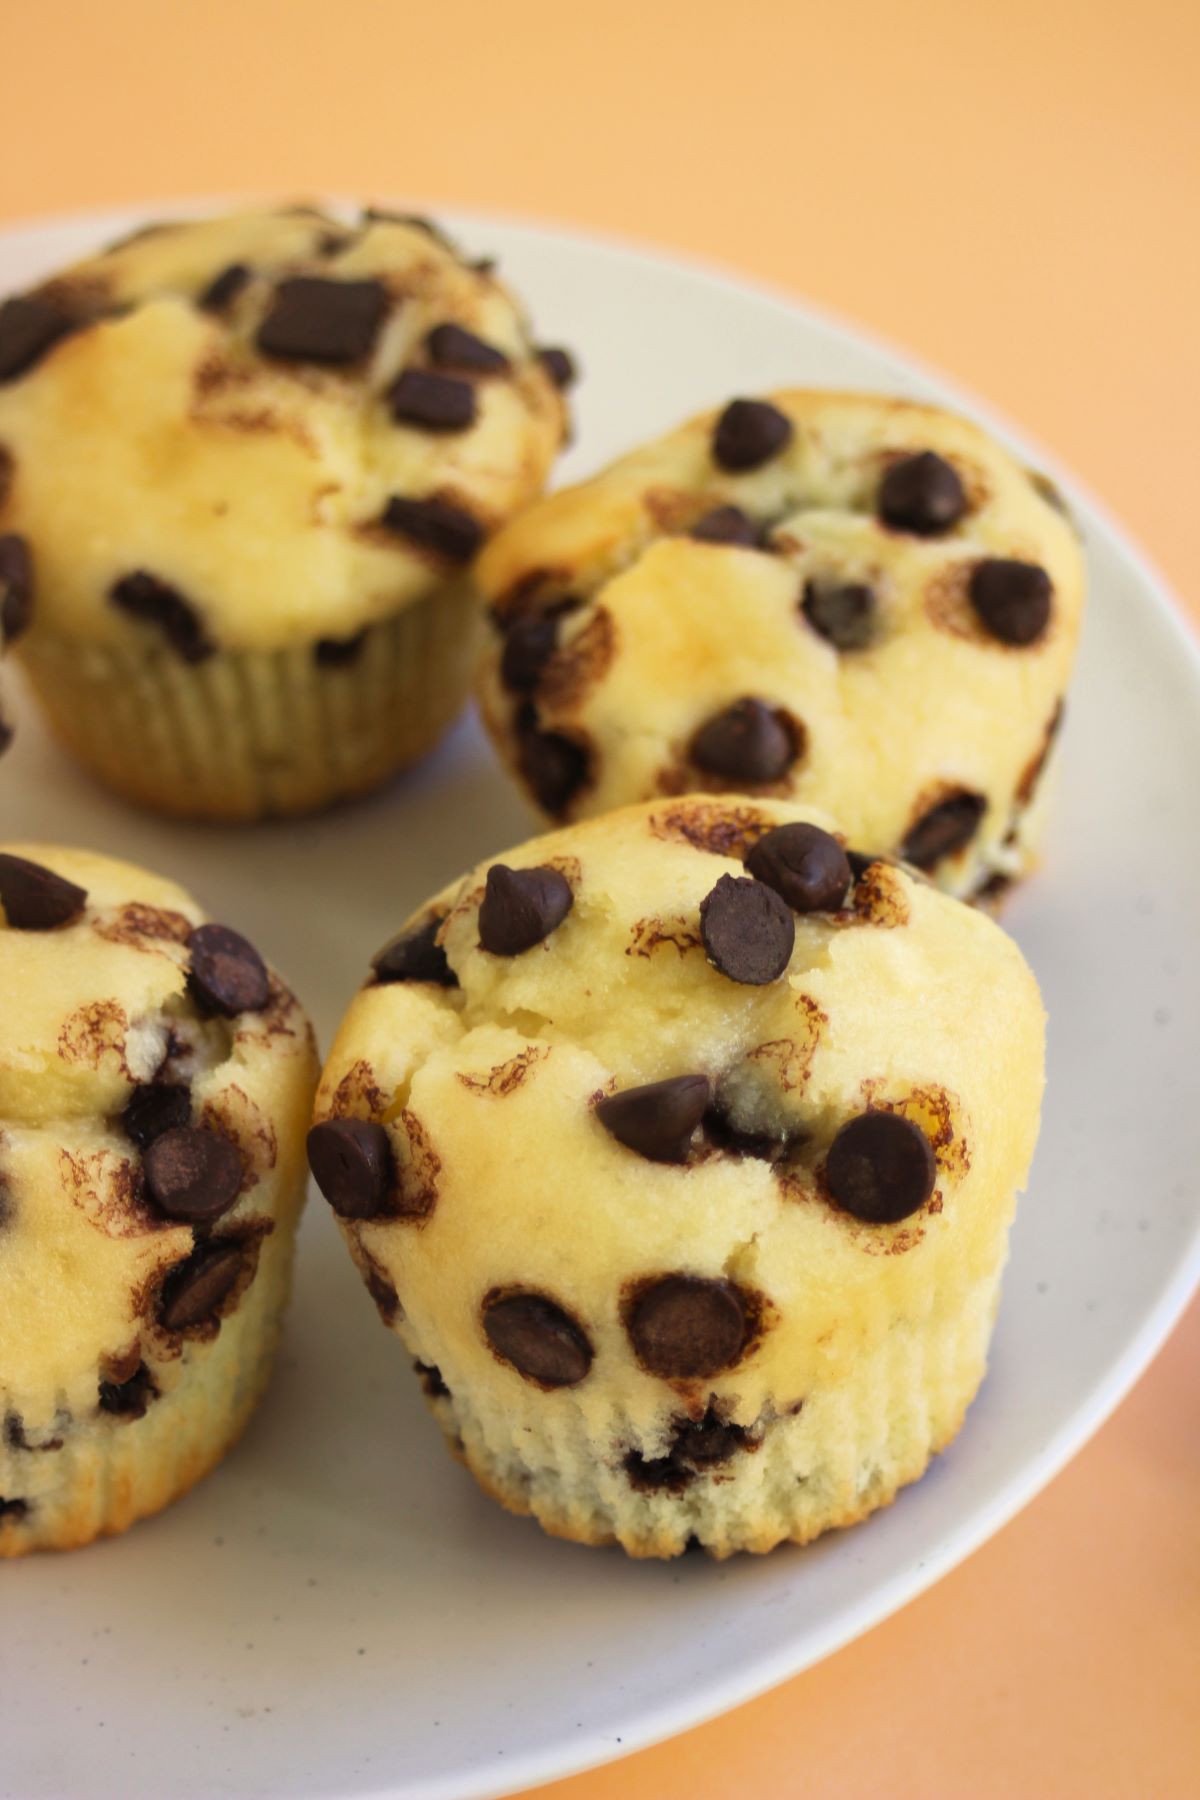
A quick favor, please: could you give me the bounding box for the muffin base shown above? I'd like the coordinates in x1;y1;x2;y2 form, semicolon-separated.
417;1267;1001;1560
0;1226;294;1557
18;585;482;822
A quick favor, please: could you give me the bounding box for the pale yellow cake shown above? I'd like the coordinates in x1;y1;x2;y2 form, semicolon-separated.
0;844;318;1554
0;204;570;818
475;391;1084;901
309;795;1044;1558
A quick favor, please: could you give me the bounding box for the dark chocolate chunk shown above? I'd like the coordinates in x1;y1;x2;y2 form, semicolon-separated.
98;1362;157;1420
414;1359;450;1399
158;1241;247;1331
878;452;967;535
0;853;87;930
745;822;851;913
381;495;484;564
314;628;368;667
0;1497;28;1521
688;505;761;547
372;914;457;987
110;570;213;663
536;346;576;389
0;294;74;383
699;873;795;985
307;1118;394;1220
187;923;270;1016
198;263;252;313
500;612;559;693
712;398;793;472
388;368;477;432
691;698;799;784
900;790;987;869
426;322;510;374
0;534;34;642
671;1406;749;1467
625;1275;751;1379
968;558;1052;646
256;276;389;363
802;579;876;651
596;1074;712;1164
143;1127;243;1224
482;1291;592;1387
515;708;588;814
122;1082;192;1150
478;863;573;956
825;1110;936;1224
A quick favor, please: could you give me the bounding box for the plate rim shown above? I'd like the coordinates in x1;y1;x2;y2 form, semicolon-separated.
2;199;1198;1800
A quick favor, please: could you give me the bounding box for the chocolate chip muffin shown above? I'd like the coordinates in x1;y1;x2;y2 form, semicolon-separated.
475;391;1084;901
0;845;318;1554
308;794;1044;1559
0;203;571;819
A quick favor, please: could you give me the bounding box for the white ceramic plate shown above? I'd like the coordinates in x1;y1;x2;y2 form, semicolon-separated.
1;205;1198;1800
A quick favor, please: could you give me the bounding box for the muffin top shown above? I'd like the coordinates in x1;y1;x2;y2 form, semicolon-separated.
0;845;318;1437
0;205;569;655
311;795;1044;1438
476;391;1084;898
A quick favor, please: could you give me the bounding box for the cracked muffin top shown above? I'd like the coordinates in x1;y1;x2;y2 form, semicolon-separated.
475;390;1084;900
0;204;569;656
0;845;318;1435
310;795;1044;1432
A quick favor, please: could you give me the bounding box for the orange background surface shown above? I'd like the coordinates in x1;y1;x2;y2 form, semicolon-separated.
1;2;1197;1795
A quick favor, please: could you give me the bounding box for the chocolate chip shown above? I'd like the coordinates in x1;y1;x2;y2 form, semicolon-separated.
500;613;559;693
624;1449;694;1493
0;1497;28;1521
110;570;213;663
900;790;987;869
712;398;793;472
596;1074;711;1164
703;1097;795;1163
414;1359;450;1399
478;863;573;956
198;263;252;313
0;295;74;383
388;368;477;432
98;1362;157;1420
143;1127;243;1224
688;505;761;547
482;1291;592;1387
691;698;800;784
372;914;457;987
878;452;967;535
744;822;851;913
699;873;795;984
625;1275;751;1379
968;558;1052;646
0;854;87;930
381;495;484;564
158;1241;248;1331
515;708;589;814
825;1111;936;1223
671;1407;749;1467
122;1082;192;1150
426;322;510;375
307;1118;394;1220
314;628;368;667
846;850;882;881
536;346;576;389
0;534;34;642
187;923;270;1016
257;276;389;363
802;580;876;651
